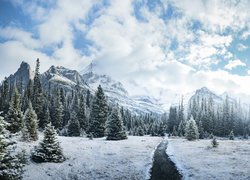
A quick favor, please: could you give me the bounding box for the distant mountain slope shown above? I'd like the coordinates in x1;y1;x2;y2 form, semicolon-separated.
82;63;165;114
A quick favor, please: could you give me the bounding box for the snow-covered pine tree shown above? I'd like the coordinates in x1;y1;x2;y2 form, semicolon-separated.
0;116;24;180
198;120;204;139
67;111;80;137
5;87;23;133
172;126;178;136
168;106;178;133
32;58;44;129
185;116;199;141
229;130;234;140
24;101;38;141
22;79;33;111
211;137;219;148
78;95;87;131
88;85;108;138
0;77;10;115
106;106;127;140
137;127;144;136
51;91;64;130
21;123;30;142
32;123;65;163
177;120;185;137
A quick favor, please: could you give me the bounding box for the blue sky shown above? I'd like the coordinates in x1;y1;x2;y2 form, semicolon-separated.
0;0;250;99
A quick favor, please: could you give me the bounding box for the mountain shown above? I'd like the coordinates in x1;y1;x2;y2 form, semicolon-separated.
41;65;89;93
188;87;241;110
82;63;165;114
6;61;34;92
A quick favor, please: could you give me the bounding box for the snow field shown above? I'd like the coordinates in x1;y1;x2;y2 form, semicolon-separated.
167;138;250;180
20;135;162;180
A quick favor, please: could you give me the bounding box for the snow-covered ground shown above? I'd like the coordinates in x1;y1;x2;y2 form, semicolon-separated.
18;136;162;180
167;138;250;180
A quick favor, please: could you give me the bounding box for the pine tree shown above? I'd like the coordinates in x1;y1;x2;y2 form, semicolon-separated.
22;79;33;111
78;95;87;131
0;116;24;180
51;92;64;130
229;130;234;140
177;120;185;137
168;106;178;133
88;85;108;138
24;102;38;141
5;87;23;133
21;123;30;142
86;89;91;108
106;106;127;140
211;137;219;148
185;116;199;141
33;58;44;128
67;111;80;137
137;126;144;136
198;120;204;139
172;126;178;136
32;123;65;163
0;77;10;115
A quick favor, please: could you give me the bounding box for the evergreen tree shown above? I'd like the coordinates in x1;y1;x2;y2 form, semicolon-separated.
32;58;44;128
0;116;24;180
24;102;38;141
211;137;219;148
0;77;10;115
198;120;204;139
22;79;33;111
67;111;80;137
106;106;127;140
88;85;108;138
177;120;185;137
21;123;30;142
185;116;199;141
32;123;65;163
51;92;64;130
172;126;178;136
168;106;177;133
78;95;87;131
137;126;144;136
86;89;91;108
5;87;23;133
229;130;234;140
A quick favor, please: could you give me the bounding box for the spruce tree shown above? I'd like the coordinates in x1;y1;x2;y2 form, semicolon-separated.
78;95;87;131
24;102;38;141
32;123;65;163
0;77;10;115
211;137;219;148
67;111;80;137
229;130;234;140
172;126;178;136
51;92;64;130
185;116;199;141
177;120;185;137
137;127;144;136
88;85;108;138
106;106;127;140
0;116;24;180
5;87;23;133
33;58;44;128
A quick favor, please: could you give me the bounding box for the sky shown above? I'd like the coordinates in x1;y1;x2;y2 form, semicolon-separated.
1;0;250;101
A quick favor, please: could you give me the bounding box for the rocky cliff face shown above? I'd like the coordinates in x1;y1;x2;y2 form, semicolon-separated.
7;61;34;93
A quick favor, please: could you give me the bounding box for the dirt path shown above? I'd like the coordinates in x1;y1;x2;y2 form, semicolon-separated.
150;140;182;180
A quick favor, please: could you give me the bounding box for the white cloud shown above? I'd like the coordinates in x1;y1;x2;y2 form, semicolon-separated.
237;43;248;51
1;0;250;102
225;59;246;70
